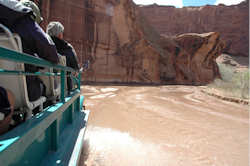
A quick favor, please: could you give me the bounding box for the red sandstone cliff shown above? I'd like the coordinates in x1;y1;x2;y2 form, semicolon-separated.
37;0;225;85
139;1;249;57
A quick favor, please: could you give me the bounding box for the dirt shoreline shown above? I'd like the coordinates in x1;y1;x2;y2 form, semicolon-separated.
201;88;249;105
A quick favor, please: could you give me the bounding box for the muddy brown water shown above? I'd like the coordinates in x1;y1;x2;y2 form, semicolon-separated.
79;85;249;166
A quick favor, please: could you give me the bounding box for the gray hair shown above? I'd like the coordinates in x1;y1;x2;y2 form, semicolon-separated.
46;21;64;37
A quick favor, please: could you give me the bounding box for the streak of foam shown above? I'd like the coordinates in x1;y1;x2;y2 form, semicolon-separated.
153;95;249;124
90;93;115;99
85;103;94;106
108;94;116;98
100;88;118;93
183;93;203;103
135;94;143;100
82;126;171;166
81;86;100;93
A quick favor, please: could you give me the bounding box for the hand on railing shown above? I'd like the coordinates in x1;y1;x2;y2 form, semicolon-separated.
81;60;90;72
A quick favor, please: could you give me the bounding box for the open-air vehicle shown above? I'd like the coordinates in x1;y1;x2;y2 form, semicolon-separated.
0;24;90;166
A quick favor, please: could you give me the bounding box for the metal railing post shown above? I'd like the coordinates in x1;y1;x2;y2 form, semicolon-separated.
51;120;59;151
60;70;65;103
78;71;81;90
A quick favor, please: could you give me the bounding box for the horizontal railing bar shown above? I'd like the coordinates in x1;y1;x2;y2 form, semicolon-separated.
0;91;81;163
0;69;81;78
0;47;76;72
0;69;61;76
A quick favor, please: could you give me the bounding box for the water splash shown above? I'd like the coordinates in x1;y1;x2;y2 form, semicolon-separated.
81;126;171;166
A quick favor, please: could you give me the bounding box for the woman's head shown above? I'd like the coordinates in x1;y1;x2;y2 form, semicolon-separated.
46;21;64;39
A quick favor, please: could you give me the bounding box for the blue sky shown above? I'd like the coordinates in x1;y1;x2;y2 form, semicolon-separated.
183;0;216;6
133;0;246;8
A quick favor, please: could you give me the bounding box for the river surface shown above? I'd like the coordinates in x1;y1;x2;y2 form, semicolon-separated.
79;85;249;166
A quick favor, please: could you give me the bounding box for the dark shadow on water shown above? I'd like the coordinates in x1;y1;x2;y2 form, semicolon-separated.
81;81;204;87
81;81;162;86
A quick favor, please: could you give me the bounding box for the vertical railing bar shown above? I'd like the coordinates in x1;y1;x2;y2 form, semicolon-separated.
78;71;81;90
60;70;65;103
51;120;59;151
77;71;81;111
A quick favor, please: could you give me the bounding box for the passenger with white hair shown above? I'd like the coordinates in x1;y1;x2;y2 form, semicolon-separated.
46;21;65;39
47;21;79;94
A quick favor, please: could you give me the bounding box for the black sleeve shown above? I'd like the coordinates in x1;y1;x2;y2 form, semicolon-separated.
0;87;10;113
65;44;79;70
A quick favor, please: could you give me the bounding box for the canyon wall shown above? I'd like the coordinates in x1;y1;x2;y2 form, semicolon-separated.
139;1;249;57
37;0;225;85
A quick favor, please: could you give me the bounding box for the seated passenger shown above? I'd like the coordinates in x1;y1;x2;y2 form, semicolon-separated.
0;0;59;102
0;86;15;134
46;21;80;93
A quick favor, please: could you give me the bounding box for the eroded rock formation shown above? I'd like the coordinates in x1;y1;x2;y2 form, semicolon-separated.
39;0;225;85
139;1;249;57
82;0;225;84
163;32;225;84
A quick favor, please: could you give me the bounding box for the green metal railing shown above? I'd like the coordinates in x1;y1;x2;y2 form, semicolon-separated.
0;46;81;103
0;46;88;166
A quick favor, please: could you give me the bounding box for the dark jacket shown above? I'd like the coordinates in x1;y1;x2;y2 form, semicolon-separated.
0;2;59;101
0;87;11;117
51;36;79;92
51;36;79;70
